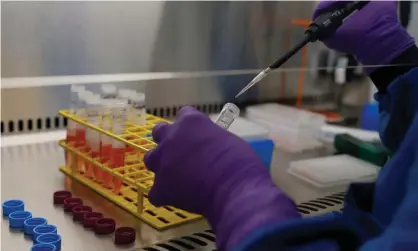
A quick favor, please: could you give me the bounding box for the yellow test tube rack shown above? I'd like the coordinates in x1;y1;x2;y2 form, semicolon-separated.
58;110;201;230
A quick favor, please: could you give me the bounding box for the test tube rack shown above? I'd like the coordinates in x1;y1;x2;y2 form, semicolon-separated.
58;110;201;230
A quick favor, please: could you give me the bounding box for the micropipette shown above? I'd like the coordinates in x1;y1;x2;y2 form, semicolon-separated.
235;1;370;99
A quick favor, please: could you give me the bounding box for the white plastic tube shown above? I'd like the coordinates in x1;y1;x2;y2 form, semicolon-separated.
101;84;117;99
118;89;134;122
111;100;128;147
215;103;240;130
86;96;102;154
130;92;146;126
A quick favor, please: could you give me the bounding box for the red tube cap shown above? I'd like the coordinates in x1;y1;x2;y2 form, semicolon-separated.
72;205;92;222
94;218;116;235
63;198;83;212
115;227;136;245
83;212;103;229
53;191;72;205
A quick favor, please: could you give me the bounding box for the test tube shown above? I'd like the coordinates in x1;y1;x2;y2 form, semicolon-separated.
118;89;132;103
118;89;135;153
100;100;114;186
101;84;118;99
130;92;146;126
65;85;83;169
214;103;240;130
110;100;128;194
74;91;91;174
85;96;102;179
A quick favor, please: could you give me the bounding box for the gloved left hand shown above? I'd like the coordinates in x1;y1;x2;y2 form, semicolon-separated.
144;106;300;251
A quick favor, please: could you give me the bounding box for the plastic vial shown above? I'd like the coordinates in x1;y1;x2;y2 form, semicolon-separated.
67;85;86;142
73;91;92;173
118;89;132;102
110;100;128;194
214;103;240;130
85;96;102;179
118;89;134;123
65;85;85;169
101;84;118;99
130;92;146;126
100;99;114;186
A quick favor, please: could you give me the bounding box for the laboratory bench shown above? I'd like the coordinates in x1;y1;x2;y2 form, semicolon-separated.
1;131;347;251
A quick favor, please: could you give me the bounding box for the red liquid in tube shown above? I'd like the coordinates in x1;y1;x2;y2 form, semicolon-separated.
100;142;112;188
75;128;86;173
111;147;126;194
91;151;101;182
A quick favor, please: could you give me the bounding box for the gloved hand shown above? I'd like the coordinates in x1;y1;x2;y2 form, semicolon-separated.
144;107;300;250
313;1;415;74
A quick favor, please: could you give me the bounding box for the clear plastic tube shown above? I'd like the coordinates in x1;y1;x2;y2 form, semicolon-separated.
101;84;117;99
110;100;128;193
130;92;146;126
67;86;79;143
73;91;91;173
100;99;114;186
118;89;134;123
85;96;102;179
214;103;240;130
65;85;85;169
118;89;132;102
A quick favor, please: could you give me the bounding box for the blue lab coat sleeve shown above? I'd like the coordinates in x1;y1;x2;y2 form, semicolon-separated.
233;67;418;251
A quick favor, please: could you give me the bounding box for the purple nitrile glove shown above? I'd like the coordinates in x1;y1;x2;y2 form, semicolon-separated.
144;107;300;251
313;1;415;74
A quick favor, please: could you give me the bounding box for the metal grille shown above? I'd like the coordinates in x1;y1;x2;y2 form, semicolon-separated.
138;193;345;251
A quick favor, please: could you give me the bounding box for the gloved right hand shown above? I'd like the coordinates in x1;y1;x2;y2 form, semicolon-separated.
313;1;415;73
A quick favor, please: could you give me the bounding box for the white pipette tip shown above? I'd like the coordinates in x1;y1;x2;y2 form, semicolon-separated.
235;68;271;99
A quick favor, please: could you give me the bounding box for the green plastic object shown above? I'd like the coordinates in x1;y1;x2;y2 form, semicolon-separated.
334;134;389;167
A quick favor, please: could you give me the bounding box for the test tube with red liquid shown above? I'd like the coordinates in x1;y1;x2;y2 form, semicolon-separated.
100;100;114;187
110;100;128;194
110;101;128;194
74;91;91;174
65;85;85;169
85;96;102;179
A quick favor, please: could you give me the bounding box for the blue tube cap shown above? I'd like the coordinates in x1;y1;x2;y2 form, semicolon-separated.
31;243;56;251
33;225;57;244
24;217;47;236
36;233;61;251
9;211;32;229
2;200;24;216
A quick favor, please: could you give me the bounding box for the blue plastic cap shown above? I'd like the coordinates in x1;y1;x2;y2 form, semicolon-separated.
9;211;32;229
24;217;48;237
2;200;24;216
36;233;61;251
33;225;57;244
31;243;56;251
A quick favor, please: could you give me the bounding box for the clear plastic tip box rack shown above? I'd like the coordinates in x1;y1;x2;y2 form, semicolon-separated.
58;109;201;230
